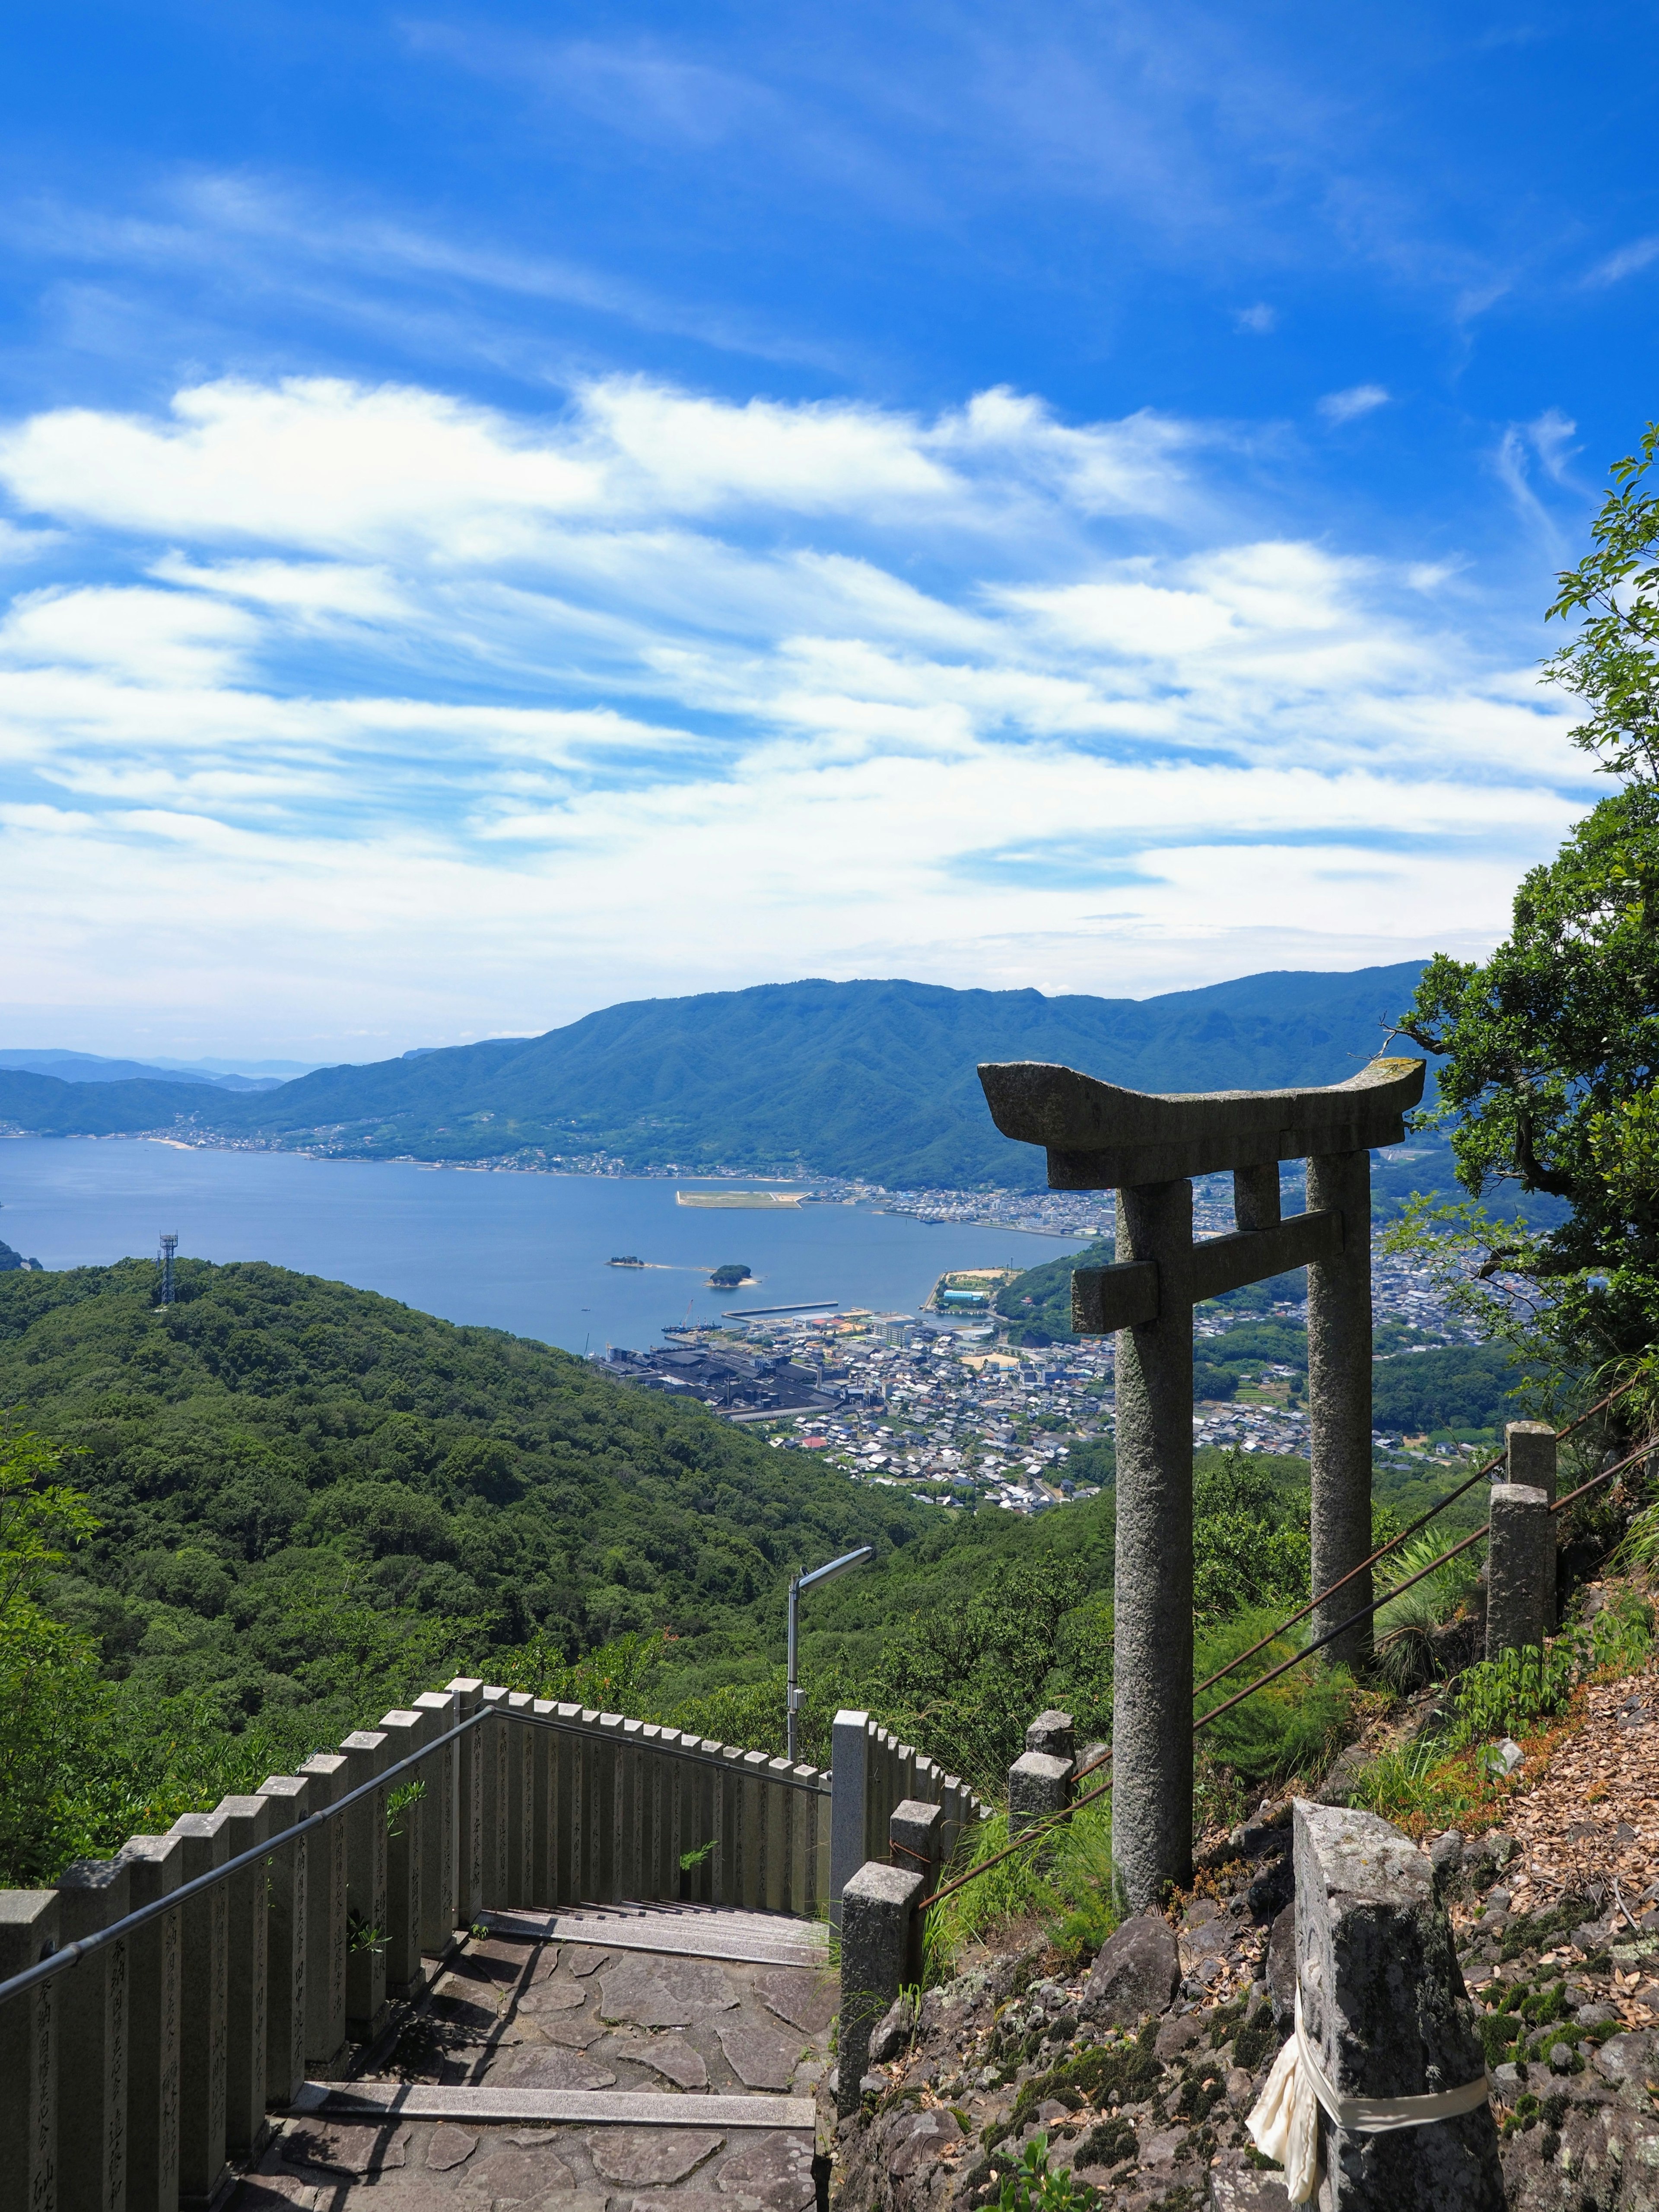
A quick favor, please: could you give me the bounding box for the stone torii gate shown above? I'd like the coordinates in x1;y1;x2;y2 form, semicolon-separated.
978;1054;1427;1910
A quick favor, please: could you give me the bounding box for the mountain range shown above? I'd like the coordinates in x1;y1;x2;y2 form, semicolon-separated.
0;963;1433;1190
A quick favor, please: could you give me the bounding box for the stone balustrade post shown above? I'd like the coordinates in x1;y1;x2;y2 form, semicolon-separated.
1113;1175;1195;1908
889;1800;943;1983
1025;1708;1076;1762
836;1862;923;2116
376;1712;426;1996
256;1776;309;2110
55;1856;131;2212
296;1752;349;2068
1008;1751;1074;1838
1486;1483;1553;1663
339;1729;389;2041
0;1891;61;2212
505;1693;537;1908
119;1832;184;2212
1292;1799;1502;2207
413;1689;460;1955
220;1795;274;2161
531;1701;558;1907
1307;1148;1375;1672
829;1707;871;1928
1506;1419;1557;1502
445;1678;485;1925
476;1687;510;1909
169;1806;232;2206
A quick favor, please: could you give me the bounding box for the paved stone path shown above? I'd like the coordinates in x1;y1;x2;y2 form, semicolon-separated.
234;1910;835;2212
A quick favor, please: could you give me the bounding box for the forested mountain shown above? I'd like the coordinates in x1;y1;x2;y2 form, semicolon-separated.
0;963;1432;1189
0;1258;924;1735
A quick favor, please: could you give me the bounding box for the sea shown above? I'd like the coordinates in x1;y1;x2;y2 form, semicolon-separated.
0;1137;1090;1353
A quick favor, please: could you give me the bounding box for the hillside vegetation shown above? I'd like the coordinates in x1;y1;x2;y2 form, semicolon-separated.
0;965;1432;1189
0;1259;1377;1880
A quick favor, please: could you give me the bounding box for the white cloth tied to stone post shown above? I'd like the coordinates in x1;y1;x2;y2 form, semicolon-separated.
1246;1990;1492;2204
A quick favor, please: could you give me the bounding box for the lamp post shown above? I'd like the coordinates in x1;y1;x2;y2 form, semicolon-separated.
786;1545;874;1762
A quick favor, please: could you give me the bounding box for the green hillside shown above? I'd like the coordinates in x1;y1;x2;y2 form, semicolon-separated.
0;965;1435;1189
0;1259;924;1728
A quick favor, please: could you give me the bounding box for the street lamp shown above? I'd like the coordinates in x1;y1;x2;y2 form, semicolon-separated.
786;1545;874;1762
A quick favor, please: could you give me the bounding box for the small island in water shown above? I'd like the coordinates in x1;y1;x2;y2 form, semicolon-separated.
607;1255;645;1268
708;1262;752;1288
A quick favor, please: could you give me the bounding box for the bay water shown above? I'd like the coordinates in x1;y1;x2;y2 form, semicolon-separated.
0;1138;1088;1352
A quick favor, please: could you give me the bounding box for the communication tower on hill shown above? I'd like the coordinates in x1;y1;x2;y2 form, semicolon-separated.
159;1233;178;1306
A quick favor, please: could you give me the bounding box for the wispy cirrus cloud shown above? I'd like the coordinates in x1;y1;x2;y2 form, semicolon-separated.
1317;384;1389;425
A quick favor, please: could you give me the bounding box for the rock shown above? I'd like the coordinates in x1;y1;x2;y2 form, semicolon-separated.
1491;2063;1521;2099
426;2124;478;2172
1080;1913;1180;2027
1155;2013;1204;2061
598;1955;739;2028
628;2034;709;2089
1547;2041;1575;2073
1429;1831;1465;1891
714;2132;817;2211
483;2044;617;2089
1208;2146;1293;2208
1138;2126;1186;2165
282;2123;410;2175
756;1967;838;2037
713;2021;802;2091
886;2106;963;2178
868;1992;915;2065
1594;2030;1657;2101
1575;2002;1618;2027
458;2140;577;2201
587;2129;725;2187
1265;1903;1296;2032
1225;2066;1254;2107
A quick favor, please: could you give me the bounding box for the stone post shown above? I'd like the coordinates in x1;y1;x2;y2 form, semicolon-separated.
477;1688;510;1910
1234;1161;1281;1233
836;1862;923;2116
55;1856;131;2212
0;1891;60;2212
890;1801;944;1983
1113;1176;1195;1907
505;1693;537;1908
339;1729;389;2041
1306;1148;1375;1672
220;1794;274;2161
169;1806;231;2206
296;1752;348;2069
377;1711;426;1997
119;1832;184;2212
256;1776;309;2110
1025;1708;1076;1763
830;1708;871;1929
448;1678;486;1931
413;1688;459;1956
1486;1484;1553;1663
1293;1799;1502;2209
1506;1421;1557;1503
1008;1752;1074;1838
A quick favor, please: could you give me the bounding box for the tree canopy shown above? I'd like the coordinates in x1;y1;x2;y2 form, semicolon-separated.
1398;425;1659;1371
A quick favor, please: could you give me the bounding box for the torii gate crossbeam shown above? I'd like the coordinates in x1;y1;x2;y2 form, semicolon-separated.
978;1055;1427;1908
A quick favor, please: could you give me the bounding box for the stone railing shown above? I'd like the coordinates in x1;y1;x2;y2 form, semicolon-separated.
828;1707;986;1916
0;1673;972;2211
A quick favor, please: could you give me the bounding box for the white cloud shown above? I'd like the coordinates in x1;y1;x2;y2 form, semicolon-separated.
1234;303;1277;334
1317;384;1389;425
1586;235;1659;287
0;368;1594;1051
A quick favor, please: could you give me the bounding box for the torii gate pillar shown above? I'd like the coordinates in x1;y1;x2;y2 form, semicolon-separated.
979;1055;1425;1909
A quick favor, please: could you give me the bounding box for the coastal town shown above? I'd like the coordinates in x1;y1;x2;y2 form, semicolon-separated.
601;1166;1494;1515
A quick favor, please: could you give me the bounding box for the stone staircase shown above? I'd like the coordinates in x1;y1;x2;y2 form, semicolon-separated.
235;1905;834;2211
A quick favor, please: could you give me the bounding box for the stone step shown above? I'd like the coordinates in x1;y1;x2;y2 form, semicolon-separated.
482;1904;831;1970
292;2081;817;2130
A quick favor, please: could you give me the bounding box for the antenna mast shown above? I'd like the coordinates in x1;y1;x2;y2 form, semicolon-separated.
159;1233;178;1306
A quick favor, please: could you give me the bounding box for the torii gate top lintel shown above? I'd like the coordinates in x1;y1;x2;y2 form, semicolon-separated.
977;1052;1425;1191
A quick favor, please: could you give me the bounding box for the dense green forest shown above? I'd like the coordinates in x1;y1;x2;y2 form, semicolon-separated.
0;1257;1387;1883
0;965;1431;1189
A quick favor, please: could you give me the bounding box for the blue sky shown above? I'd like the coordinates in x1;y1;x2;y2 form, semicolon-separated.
0;1;1654;1059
